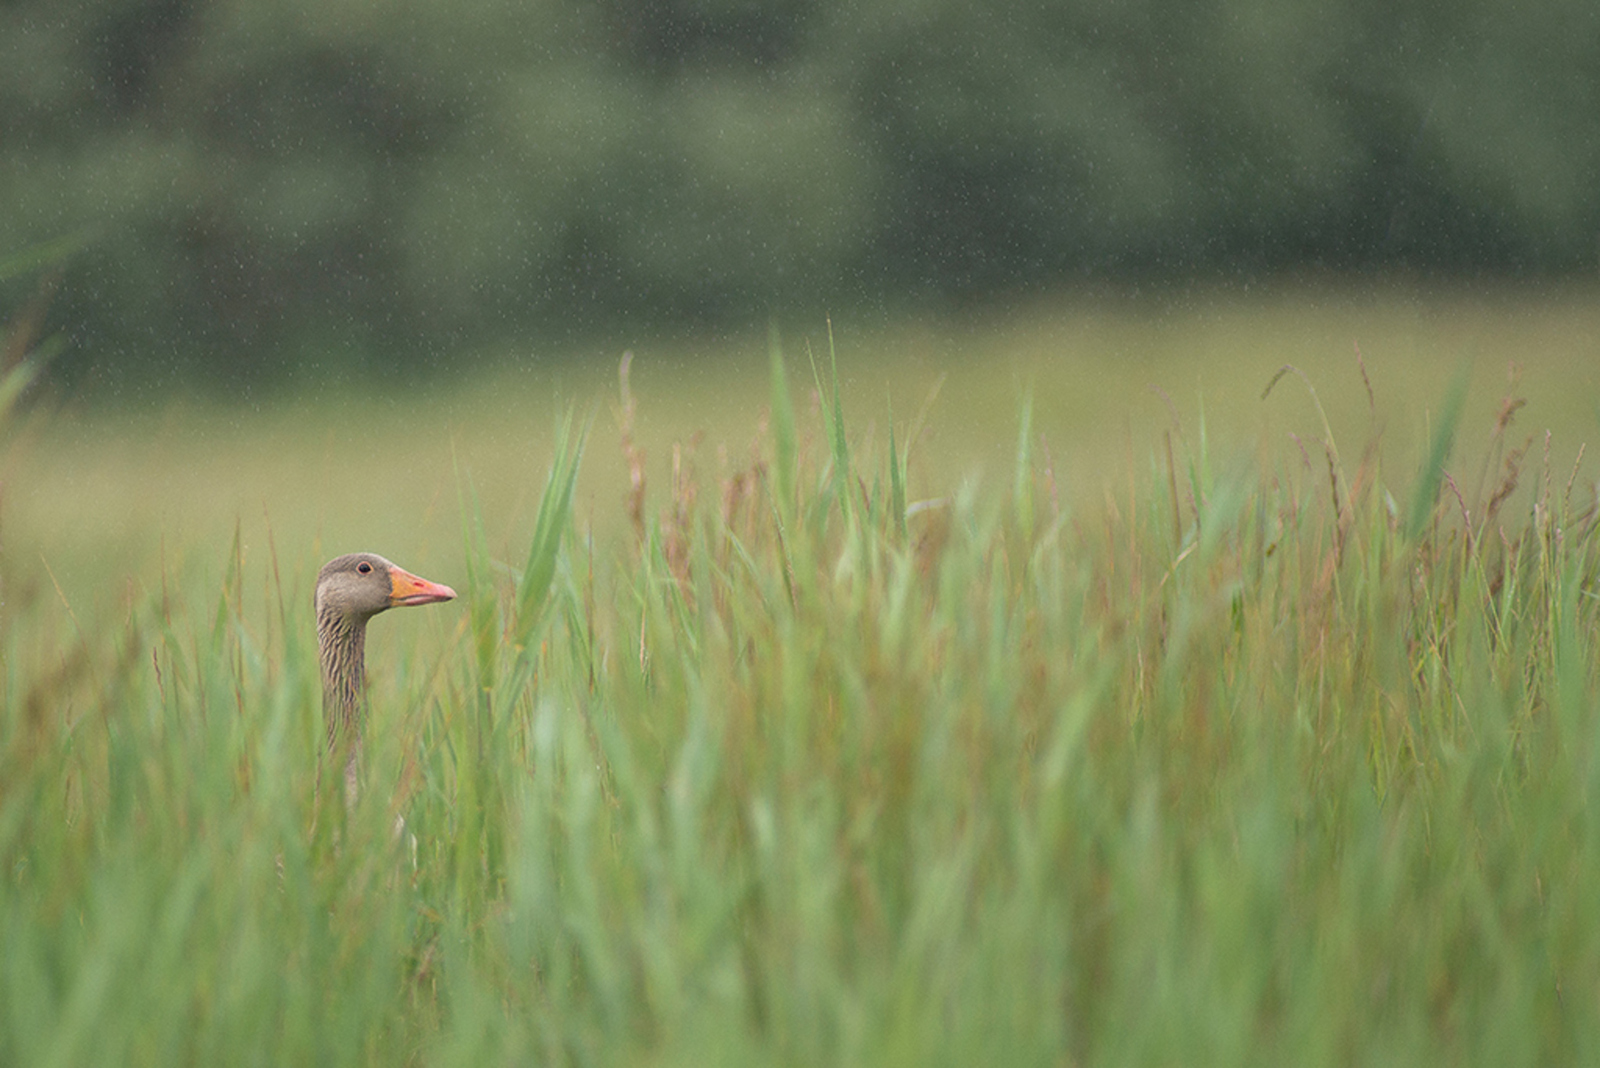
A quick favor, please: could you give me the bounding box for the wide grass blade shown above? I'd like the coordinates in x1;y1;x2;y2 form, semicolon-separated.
768;324;799;519
809;319;852;523
888;405;907;541
513;409;589;645
1407;368;1468;539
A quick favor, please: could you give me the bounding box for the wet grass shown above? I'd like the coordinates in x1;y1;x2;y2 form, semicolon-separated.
4;292;1600;1063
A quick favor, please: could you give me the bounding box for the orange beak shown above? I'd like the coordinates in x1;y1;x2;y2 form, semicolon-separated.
388;565;457;607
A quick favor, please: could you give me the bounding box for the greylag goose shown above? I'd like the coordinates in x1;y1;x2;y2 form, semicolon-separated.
315;553;456;797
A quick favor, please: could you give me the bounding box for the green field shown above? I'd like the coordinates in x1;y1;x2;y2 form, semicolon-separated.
4;286;1600;1064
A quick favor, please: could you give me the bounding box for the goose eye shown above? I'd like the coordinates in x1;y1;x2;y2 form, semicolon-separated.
357;561;373;574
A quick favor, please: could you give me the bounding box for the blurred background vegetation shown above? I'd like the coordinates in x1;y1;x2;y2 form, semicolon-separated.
3;0;1597;391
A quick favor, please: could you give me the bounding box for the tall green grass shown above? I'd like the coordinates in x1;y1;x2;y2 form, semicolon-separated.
3;347;1599;1065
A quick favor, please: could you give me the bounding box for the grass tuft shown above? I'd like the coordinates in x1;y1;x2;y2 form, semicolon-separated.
3;344;1600;1065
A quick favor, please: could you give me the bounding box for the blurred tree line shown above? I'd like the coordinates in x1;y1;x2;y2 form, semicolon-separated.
3;0;1597;386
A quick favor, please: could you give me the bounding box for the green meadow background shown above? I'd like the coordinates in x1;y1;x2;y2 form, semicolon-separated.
5;283;1600;1064
11;283;1600;614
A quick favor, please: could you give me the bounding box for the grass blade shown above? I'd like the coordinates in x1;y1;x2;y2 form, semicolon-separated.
1407;368;1468;539
514;410;590;644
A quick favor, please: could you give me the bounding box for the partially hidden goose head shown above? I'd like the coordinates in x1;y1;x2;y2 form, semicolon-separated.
315;553;456;751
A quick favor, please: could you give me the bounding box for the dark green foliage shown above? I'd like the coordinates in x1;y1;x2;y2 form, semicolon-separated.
4;0;1598;385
